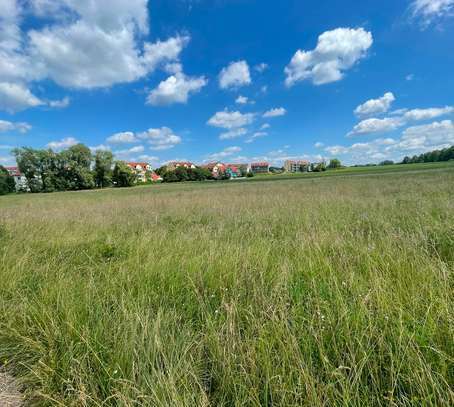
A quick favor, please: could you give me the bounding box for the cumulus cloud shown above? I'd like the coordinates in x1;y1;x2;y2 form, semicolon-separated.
0;82;44;113
410;0;454;25
46;136;79;150
0;1;189;112
261;123;270;130
206;146;242;161
263;107;287;118
107;131;138;144
285;27;373;86
89;144;111;152
315;142;324;148
147;72;207;106
348;117;404;137
114;145;145;156
48;96;70;108
236;95;253;105
326;119;454;164
219;128;247;140
207;110;255;129
403;106;454;121
354;92;395;117
219;61;251;89
399;120;454;151
137;127;182;150
0;119;31;133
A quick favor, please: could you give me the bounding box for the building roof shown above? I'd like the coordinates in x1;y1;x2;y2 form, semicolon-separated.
203;162;225;170
5;166;22;176
285;159;310;165
169;161;194;166
127;162;150;169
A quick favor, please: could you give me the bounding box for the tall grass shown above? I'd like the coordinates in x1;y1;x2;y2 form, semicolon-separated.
0;169;453;406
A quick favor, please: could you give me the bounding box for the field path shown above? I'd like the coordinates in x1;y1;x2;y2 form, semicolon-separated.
0;371;23;406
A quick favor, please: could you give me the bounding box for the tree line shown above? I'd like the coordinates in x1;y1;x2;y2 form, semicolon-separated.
11;145;138;193
401;145;454;164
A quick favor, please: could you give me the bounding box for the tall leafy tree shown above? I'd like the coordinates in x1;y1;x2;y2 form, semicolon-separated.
94;150;114;188
112;161;136;187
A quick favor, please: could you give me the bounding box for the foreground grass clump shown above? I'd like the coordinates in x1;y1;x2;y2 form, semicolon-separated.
0;168;453;406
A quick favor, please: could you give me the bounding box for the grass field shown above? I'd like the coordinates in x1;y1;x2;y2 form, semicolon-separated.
0;163;453;406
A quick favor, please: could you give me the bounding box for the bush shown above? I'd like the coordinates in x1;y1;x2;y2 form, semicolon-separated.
0;166;15;195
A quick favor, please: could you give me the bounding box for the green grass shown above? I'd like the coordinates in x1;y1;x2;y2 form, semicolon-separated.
252;161;454;182
0;164;453;406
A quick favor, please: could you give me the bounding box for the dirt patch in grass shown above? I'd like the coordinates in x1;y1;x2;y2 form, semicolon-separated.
0;371;22;407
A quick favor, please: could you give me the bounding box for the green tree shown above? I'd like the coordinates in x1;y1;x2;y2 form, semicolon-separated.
112;161;136;187
60;144;94;190
328;158;341;169
0;165;16;195
94;150;113;188
13;147;44;192
312;162;327;172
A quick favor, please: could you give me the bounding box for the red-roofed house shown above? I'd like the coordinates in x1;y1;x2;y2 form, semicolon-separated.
167;161;196;171
202;162;226;178
250;162;269;174
5;166;28;191
126;162;152;182
225;164;242;178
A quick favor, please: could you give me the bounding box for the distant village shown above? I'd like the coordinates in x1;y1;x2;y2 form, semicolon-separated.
4;159;322;192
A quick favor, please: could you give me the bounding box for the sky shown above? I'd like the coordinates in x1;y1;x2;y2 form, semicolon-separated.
1;0;454;168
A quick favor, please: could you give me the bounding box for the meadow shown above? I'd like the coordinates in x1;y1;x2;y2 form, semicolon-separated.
0;164;453;406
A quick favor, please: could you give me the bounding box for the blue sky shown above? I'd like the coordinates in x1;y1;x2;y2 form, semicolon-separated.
1;0;454;167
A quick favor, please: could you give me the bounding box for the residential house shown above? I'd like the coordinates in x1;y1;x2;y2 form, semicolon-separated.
167;161;196;171
126;162;152;182
228;163;249;175
225;164;242;178
250;162;270;174
5;166;28;191
284;160;310;173
203;162;226;178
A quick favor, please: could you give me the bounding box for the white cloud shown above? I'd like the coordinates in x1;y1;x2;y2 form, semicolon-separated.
348;117;404;137
410;0;454;25
107;131;138;144
0;82;44;113
403;106;454;121
261;123;270;130
137;127;182;150
354;92;395;117
206;146;242;161
406;74;415;81
325;119;454;164
47;136;79;150
89;144;111;152
398;120;454;151
137;154;159;163
219;60;251;89
263;107;287;118
245;132;267;143
219;128;247;140
315;142;324;148
235;95;251;105
48;96;70;108
0;1;190;112
0;119;31;133
207;110;255;129
285;27;373;86
114;145;145;155
255;63;268;73
146;72;207;106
